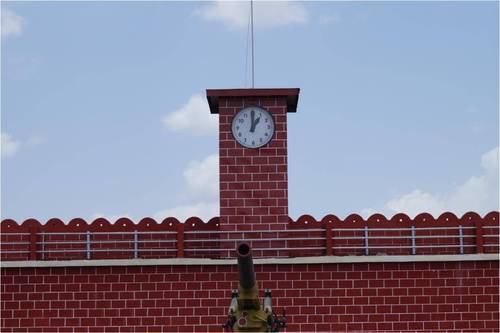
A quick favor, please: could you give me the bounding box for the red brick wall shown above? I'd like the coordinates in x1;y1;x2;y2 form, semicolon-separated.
218;95;290;256
2;260;498;332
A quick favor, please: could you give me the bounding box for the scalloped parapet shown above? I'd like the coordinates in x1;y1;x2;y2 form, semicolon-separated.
1;212;498;260
288;211;499;227
0;216;220;231
3;211;497;229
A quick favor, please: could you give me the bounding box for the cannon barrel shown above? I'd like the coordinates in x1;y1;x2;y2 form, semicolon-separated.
224;243;286;332
237;242;255;290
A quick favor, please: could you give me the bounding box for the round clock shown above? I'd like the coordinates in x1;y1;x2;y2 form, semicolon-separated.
231;106;275;148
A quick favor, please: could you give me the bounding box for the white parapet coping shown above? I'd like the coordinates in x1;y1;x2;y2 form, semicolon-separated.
0;254;498;268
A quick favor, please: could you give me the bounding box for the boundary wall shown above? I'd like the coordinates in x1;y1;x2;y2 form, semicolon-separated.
1;212;499;332
1;258;498;332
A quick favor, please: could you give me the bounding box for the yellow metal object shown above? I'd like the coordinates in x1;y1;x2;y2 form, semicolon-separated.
232;283;269;332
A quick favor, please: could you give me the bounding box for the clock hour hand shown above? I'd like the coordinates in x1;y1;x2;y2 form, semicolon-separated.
249;110;261;133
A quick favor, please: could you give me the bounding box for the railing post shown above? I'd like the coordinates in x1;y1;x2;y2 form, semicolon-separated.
458;225;464;254
41;233;45;260
177;223;185;258
325;223;333;256
411;226;416;255
29;225;37;261
364;226;369;255
86;231;91;260
133;230;139;259
475;218;484;253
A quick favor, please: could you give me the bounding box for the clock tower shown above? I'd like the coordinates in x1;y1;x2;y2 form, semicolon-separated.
207;88;300;257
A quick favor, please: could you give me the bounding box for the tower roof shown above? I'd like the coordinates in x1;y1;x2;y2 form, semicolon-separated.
206;88;300;114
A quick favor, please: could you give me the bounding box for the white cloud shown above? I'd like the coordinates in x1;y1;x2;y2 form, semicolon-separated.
360;208;376;218
480;147;498;174
1;132;45;159
162;94;217;135
154;153;219;221
363;147;499;218
183;153;219;199
194;1;308;30
1;132;20;158
1;8;25;39
90;213;133;223
153;202;218;222
385;190;445;218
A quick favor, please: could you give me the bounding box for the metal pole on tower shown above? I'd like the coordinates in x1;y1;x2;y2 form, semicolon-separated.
251;0;255;88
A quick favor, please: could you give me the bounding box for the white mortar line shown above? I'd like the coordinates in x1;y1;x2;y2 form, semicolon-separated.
0;254;498;268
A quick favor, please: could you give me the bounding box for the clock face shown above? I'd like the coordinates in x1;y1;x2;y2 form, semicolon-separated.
231;106;275;148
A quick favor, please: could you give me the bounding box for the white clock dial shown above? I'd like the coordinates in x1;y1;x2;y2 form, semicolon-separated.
231;106;275;148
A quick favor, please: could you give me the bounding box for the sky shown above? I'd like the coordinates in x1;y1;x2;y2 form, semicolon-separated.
1;1;499;223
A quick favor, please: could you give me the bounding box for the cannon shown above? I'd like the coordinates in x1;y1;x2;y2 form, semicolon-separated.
223;243;286;332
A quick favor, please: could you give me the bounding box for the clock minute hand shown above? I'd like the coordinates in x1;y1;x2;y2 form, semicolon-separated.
249;110;261;133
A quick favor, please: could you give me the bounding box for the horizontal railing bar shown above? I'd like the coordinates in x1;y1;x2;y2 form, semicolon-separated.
483;244;499;247
185;237;324;243
130;248;177;252
333;236;373;240
278;229;324;232
185;229;324;234
39;231;178;236
93;237;177;242
39;232;87;235
39;241;87;245
184;247;322;252
38;249;91;253
39;248;178;254
331;229;371;232
332;244;477;249
0;233;31;236
40;241;132;245
38;239;178;245
135;240;177;243
215;255;291;259
482;234;499;237
185;230;234;234
253;256;290;259
412;244;476;248
346;235;476;239
413;235;476;239
122;231;177;235
332;234;476;240
482;226;499;229
333;227;476;232
0;242;30;245
332;227;475;232
90;248;176;253
411;226;475;231
272;247;325;250
183;239;220;242
0;250;30;254
182;249;224;252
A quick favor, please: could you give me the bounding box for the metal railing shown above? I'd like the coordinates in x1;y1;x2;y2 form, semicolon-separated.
1;224;498;261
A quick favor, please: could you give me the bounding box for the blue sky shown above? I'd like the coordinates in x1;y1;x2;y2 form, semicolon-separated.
1;1;498;223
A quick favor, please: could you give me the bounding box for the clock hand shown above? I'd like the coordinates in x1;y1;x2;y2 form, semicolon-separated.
249;110;261;133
